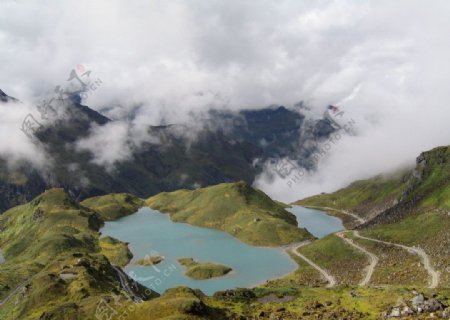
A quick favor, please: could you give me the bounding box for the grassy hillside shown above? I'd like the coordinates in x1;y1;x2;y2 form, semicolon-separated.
297;235;368;285
80;193;145;221
99;236;133;267
360;211;450;286
296;146;449;224
295;145;450;286
294;168;410;224
147;181;313;246
0;189;158;319
404;145;450;209
0;186;449;319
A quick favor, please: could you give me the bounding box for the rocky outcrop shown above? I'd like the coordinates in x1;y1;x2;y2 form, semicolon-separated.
384;292;448;318
360;146;449;228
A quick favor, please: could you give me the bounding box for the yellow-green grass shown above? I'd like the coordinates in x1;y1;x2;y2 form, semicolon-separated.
360;210;450;286
0;189;158;320
81;193;145;221
0;189;102;297
178;258;232;280
296;146;449;214
412;146;450;209
207;286;450;320
261;251;326;289
297;234;368;285
147;181;313;246
1;190;449;319
350;236;428;287
99;236;133;267
294;168;410;222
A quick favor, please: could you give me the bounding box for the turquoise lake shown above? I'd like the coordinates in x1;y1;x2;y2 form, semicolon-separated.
288;206;344;238
101;206;343;295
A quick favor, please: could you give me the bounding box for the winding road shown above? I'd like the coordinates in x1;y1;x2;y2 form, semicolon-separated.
336;231;378;286
289;242;337;288
302;205;366;225
112;266;145;303
293;206;440;289
353;231;440;289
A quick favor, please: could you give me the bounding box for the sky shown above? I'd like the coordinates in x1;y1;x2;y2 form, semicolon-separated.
1;0;449;201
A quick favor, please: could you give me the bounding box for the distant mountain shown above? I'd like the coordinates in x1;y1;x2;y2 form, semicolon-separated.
0;89;19;103
0;89;335;213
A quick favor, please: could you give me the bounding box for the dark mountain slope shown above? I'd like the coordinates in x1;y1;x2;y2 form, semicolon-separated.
0;90;334;213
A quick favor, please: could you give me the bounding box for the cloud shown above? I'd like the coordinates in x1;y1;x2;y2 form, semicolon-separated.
1;0;450;199
0;100;50;169
75;121;160;171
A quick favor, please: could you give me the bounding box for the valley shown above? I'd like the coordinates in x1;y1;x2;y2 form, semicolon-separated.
0;146;448;319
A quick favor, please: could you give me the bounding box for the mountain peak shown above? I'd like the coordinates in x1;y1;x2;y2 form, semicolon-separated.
0;89;9;102
0;89;19;103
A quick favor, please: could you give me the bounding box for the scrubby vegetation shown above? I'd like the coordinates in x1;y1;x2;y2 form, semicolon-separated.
147;181;313;246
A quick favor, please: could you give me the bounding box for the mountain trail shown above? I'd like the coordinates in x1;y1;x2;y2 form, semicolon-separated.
336;231;378;286
353;231;439;288
112;266;145;303
289;242;336;288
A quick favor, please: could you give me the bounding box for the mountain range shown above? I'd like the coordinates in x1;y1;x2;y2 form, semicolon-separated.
0;90;334;213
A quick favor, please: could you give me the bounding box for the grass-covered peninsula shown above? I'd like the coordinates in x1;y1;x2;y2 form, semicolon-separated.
147;181;313;246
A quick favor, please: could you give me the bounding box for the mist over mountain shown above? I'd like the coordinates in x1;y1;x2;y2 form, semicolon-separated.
2;0;450;208
0;89;337;212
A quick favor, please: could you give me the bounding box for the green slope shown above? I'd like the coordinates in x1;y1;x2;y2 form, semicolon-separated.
296;146;449;222
405;145;450;209
81;193;145;221
294;145;450;286
297;234;368;285
294;168;410;224
0;189;158;320
0;184;449;318
147;181;313;246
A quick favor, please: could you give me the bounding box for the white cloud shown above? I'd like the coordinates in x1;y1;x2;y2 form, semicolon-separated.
75;120;161;170
75;122;131;169
0;0;449;199
0;101;49;169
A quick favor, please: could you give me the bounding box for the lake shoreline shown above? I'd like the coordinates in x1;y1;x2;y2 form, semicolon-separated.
101;206;345;295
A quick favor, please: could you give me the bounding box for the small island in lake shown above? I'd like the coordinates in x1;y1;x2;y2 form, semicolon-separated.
178;258;232;280
136;254;165;266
